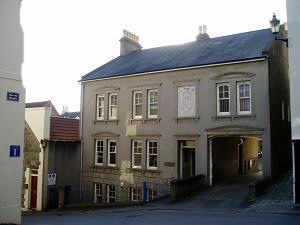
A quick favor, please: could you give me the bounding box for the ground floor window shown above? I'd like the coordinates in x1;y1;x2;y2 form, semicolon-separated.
131;187;142;202
148;188;157;201
107;185;116;203
94;183;102;203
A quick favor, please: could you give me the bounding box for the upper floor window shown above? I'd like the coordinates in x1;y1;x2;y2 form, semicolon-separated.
148;89;158;118
133;91;143;119
109;93;118;119
178;86;196;117
237;82;251;115
147;141;158;170
96;94;105;120
95;140;104;166
132;140;142;169
217;83;230;116
108;140;117;166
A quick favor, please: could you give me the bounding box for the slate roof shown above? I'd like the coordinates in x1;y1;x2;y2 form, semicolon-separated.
50;116;80;141
81;28;273;81
61;111;80;119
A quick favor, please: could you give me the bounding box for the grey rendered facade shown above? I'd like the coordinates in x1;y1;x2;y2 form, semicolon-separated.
80;28;291;202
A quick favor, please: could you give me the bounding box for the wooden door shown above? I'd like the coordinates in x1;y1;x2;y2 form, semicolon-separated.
30;176;38;209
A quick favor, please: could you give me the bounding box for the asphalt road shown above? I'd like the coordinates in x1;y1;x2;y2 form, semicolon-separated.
23;210;300;225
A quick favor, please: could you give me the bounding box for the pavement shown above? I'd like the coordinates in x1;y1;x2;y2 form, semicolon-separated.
23;171;300;217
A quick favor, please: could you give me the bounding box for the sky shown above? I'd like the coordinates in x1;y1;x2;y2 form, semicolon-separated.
21;0;287;113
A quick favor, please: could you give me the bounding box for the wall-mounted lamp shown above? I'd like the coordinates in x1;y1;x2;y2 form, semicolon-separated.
270;13;288;47
41;139;47;149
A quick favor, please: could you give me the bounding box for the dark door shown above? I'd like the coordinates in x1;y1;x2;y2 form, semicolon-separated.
238;144;243;175
294;140;300;203
182;148;195;178
48;188;59;209
30;176;38;210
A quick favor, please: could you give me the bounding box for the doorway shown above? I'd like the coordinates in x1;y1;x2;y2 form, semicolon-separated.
30;176;38;210
182;148;195;178
179;140;195;178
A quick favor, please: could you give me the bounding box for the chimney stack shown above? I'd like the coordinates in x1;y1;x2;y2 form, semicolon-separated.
196;25;210;41
120;30;142;56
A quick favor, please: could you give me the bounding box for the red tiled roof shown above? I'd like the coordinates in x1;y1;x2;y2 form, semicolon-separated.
50;116;80;141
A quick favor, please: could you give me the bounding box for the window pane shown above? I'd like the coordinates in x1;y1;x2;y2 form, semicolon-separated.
110;106;117;118
148;141;158;169
135;105;142;116
217;84;230;115
97;95;104;119
149;155;157;167
238;83;251;114
240;98;250;111
134;154;141;167
96;140;104;164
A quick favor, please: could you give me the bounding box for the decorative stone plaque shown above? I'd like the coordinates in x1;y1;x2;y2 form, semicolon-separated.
178;86;196;117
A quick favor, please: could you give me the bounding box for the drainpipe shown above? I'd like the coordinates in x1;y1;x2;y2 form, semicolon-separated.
79;83;84;201
40;139;48;210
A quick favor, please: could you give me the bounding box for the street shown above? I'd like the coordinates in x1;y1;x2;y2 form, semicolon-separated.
23;210;300;225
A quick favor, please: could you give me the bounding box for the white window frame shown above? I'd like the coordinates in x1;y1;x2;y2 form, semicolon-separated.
148;89;158;119
131;187;142;202
108;93;118;120
133;90;143;119
132;140;142;169
107;140;117;167
217;83;230;116
94;183;102;203
107;185;116;203
237;81;251;115
147;140;158;170
96;94;105;120
95;140;104;166
148;188;157;201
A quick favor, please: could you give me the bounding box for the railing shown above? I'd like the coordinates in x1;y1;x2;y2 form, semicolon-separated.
170;174;206;202
61;178;173;208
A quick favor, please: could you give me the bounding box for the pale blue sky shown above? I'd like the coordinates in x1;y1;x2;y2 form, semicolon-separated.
21;0;287;112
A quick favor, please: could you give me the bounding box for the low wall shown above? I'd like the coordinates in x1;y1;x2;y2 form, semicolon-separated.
170;175;206;202
248;178;271;201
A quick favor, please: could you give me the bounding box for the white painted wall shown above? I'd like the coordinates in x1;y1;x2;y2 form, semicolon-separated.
25;107;51;211
287;0;300;140
0;0;24;224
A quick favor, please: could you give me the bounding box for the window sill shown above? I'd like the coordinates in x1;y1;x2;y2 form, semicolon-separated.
129;168;161;173
92;165;119;170
212;114;256;121
174;116;200;123
93;119;119;125
128;118;161;124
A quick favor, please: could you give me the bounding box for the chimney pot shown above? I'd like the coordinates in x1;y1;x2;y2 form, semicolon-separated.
196;25;210;41
120;29;142;56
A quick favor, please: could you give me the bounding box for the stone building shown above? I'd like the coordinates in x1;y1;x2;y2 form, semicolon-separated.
80;27;291;203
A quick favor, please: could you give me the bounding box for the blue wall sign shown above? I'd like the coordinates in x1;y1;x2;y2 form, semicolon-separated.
7;92;20;102
10;145;21;157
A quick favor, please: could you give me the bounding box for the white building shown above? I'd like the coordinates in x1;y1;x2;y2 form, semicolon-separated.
286;0;300;203
0;0;25;224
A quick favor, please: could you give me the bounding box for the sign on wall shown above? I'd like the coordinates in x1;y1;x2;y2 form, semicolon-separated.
7;92;19;102
10;145;20;157
48;173;56;186
178;86;196;117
